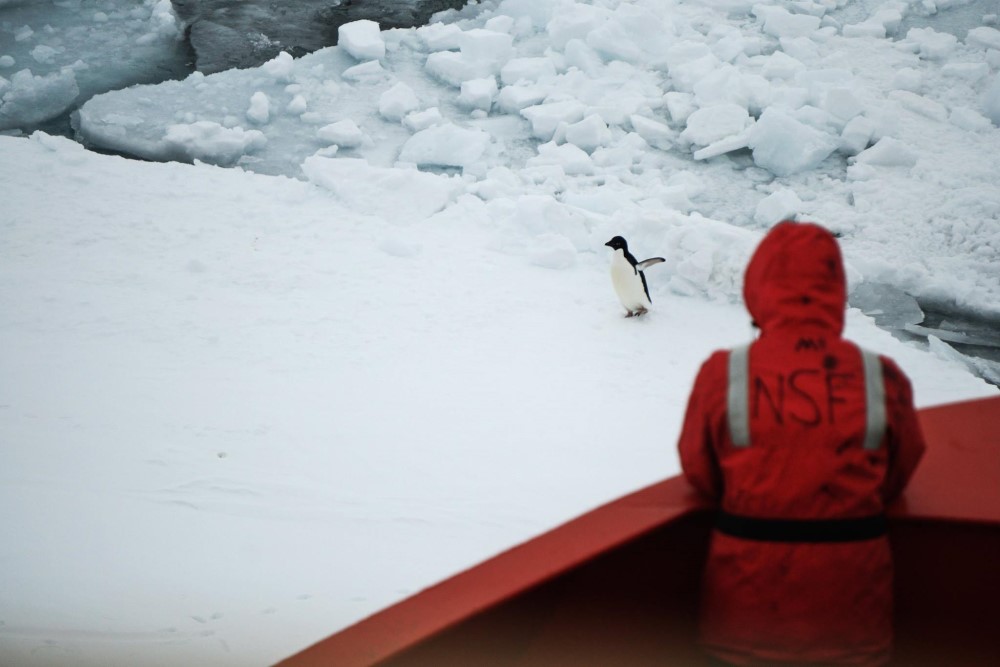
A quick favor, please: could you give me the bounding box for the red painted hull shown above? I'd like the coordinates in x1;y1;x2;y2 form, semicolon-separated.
279;396;1000;666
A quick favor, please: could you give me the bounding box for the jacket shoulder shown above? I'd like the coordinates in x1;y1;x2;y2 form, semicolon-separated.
691;348;734;397
701;348;731;375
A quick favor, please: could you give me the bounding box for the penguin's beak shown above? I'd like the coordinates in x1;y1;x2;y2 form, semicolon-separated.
604;240;614;247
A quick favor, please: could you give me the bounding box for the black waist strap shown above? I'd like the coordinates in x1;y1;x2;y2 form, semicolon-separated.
716;511;887;543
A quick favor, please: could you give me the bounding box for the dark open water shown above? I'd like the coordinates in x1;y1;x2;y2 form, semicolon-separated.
172;0;468;73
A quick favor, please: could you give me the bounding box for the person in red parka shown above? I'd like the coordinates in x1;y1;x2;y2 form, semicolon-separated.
677;221;927;666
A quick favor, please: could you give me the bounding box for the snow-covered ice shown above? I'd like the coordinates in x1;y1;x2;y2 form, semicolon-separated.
2;0;999;665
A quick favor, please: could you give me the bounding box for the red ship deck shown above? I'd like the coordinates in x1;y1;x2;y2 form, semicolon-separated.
278;396;1000;666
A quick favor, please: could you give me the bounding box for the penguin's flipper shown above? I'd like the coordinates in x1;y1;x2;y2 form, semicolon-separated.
636;257;666;271
640;270;652;301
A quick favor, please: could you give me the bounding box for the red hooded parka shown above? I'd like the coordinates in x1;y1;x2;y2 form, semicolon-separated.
677;221;927;665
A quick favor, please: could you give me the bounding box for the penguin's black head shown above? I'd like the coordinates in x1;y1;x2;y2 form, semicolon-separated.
605;236;628;250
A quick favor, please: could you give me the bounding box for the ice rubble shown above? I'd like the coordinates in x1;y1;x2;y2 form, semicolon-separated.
10;0;1000;320
0;0;185;132
69;1;999;321
72;2;1000;180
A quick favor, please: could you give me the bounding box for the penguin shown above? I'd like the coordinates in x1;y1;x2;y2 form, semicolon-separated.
605;236;665;317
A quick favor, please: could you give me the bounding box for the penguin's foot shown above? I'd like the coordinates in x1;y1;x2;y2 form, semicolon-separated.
632;307;648;317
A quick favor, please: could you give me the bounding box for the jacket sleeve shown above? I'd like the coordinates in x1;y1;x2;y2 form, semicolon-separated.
677;354;724;501
880;357;927;503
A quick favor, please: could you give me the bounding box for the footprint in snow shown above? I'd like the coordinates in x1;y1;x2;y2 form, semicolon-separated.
191;612;224;623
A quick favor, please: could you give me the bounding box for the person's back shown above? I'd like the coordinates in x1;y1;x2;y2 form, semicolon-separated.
677;221;926;665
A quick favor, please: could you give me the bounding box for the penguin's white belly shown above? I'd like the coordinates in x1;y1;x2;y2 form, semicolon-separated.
610;253;650;311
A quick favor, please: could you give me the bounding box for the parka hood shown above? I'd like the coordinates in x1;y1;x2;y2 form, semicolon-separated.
743;221;847;335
